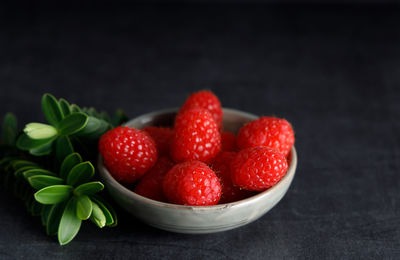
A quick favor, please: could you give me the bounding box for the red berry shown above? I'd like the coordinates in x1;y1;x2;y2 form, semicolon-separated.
171;108;221;163
99;126;158;184
236;117;294;157
163;160;221;206
180;90;223;129
221;131;237;151
211;152;254;203
134;156;175;202
142;126;173;156
230;147;288;191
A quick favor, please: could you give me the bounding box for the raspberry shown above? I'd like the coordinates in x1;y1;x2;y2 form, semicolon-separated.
211;152;253;203
134;156;174;202
230;147;288;191
142;126;173;156
99;126;158;184
180;90;223;129
163;160;221;206
236;117;294;157
221;131;237;151
171;108;221;163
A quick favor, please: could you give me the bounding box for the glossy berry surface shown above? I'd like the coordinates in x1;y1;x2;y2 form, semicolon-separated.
211;152;253;203
163;160;221;206
99;126;158;184
236;117;294;157
171;108;221;163
230;147;288;191
142;126;174;156
134;156;175;202
180;90;223;128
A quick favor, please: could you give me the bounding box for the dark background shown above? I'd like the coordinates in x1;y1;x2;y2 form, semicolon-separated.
1;2;400;259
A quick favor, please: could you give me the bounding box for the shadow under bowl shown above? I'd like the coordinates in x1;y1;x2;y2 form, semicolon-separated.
98;108;297;234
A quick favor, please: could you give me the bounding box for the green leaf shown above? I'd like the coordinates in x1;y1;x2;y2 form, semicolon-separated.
70;104;81;113
76;195;92;220
23;169;56;179
58;197;82;245
99;112;111;124
91;196;117;227
30;199;43;216
59;98;71;116
66;162;94;187
42;93;64;126
1;113;17;145
89;201;106;228
11;160;38;170
86;107;97;117
41;205;52;226
46;202;67;235
29;140;55;156
23;123;57;140
74;182;104;196
34;185;73;204
74;116;100;135
28;175;64;190
112;109;128;127
74;116;110;139
55;136;74;164
57;113;88;136
60;153;82;179
16;133;56;150
14;166;38;177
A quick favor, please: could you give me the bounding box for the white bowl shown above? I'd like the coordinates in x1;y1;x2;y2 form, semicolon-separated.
98;108;297;234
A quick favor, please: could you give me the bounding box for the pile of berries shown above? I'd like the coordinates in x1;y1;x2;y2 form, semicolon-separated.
99;90;295;206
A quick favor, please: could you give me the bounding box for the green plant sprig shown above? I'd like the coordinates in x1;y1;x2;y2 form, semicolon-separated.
0;94;126;245
16;94;126;163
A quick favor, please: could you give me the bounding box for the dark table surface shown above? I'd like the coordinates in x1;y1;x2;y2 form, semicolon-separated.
0;4;400;259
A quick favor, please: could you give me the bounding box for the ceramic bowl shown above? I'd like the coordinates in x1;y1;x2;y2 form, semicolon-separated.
98;108;297;234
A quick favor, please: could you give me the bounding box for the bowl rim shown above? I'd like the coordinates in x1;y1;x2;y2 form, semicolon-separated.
98;107;297;211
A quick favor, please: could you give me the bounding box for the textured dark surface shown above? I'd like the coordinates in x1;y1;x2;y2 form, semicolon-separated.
1;4;400;259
